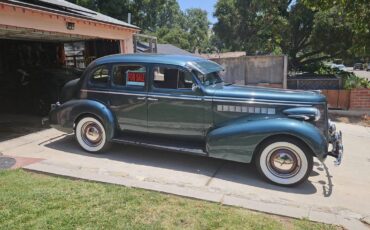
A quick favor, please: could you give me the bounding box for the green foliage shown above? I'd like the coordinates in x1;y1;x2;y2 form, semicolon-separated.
312;64;370;90
214;0;369;71
343;74;370;90
312;64;338;75
155;27;191;51
214;0;289;55
68;0;210;53
302;0;370;59
183;8;210;53
300;63;370;90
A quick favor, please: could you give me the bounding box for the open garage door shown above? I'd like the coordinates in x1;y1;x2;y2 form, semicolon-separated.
0;0;138;140
0;32;119;141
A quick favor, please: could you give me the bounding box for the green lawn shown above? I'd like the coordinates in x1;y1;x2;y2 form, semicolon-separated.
0;170;338;229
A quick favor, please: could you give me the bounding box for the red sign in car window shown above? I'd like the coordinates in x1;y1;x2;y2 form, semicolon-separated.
126;71;145;86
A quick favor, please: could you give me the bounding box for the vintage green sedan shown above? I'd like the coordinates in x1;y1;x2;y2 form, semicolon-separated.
46;54;343;186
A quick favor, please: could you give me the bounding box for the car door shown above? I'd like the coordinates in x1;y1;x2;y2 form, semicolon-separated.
147;64;206;140
108;63;148;133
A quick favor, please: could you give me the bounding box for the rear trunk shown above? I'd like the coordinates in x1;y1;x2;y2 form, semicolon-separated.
60;78;80;103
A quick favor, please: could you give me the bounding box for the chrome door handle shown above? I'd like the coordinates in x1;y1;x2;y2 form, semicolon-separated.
137;96;146;100
148;97;158;101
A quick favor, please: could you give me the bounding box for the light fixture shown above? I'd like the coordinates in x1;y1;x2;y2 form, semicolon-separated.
66;22;75;30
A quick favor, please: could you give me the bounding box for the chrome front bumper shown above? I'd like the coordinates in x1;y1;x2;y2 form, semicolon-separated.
328;121;344;166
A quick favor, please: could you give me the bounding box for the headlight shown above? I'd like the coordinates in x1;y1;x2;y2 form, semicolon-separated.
328;120;336;134
314;108;321;121
313;103;329;137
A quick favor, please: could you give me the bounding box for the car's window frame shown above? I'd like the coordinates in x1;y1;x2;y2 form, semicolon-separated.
110;62;148;92
194;71;224;87
87;64;111;89
150;64;198;93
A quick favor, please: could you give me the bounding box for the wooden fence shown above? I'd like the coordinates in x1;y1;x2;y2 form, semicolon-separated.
321;90;350;110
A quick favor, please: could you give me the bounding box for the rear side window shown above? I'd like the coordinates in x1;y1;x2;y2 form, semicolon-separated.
112;65;146;88
153;66;193;89
90;66;110;86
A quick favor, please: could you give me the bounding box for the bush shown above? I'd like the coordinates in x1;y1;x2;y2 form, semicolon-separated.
312;64;370;90
342;74;370;90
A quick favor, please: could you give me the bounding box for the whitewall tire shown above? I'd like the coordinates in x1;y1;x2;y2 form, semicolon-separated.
75;117;109;153
255;138;313;186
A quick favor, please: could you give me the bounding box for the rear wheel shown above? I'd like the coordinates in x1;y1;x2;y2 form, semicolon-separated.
255;137;313;186
75;117;110;153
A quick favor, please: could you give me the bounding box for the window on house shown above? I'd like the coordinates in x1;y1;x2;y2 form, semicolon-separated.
153;66;193;89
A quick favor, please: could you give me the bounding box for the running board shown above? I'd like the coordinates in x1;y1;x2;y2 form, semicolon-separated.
111;134;206;156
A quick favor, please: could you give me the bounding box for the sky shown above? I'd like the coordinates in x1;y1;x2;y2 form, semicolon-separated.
178;0;217;24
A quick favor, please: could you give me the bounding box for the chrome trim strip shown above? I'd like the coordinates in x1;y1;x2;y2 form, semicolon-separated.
149;94;203;101
211;96;315;104
211;98;311;107
81;89;144;97
81;89;203;101
81;89;317;106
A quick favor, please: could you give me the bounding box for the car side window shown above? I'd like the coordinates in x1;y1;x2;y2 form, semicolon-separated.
153;66;193;90
112;64;146;88
90;66;110;86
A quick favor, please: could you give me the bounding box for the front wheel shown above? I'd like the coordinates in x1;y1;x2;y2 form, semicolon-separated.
255;137;313;186
75;117;110;153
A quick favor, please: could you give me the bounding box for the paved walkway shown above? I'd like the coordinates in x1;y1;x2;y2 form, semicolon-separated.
0;122;369;229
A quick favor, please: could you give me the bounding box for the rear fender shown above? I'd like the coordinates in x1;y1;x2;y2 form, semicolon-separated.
49;99;116;140
206;118;327;163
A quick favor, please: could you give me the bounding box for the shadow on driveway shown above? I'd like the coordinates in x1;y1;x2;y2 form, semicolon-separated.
43;135;330;196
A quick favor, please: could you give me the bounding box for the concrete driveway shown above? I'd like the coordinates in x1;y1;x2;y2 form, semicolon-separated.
0;122;369;229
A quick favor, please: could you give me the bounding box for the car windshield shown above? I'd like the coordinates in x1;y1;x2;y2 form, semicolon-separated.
194;71;224;86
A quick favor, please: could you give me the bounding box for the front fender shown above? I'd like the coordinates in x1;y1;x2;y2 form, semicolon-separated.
206;118;328;163
49;99;116;140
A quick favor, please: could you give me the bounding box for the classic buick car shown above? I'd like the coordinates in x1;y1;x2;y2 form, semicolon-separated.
46;54;343;186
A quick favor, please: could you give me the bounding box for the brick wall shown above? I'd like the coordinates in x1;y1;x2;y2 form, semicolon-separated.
350;89;370;109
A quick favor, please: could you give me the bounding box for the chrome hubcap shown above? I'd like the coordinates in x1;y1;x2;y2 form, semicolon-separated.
267;148;301;178
81;122;103;147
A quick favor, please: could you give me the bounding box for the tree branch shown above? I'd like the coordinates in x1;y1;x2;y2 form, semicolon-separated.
296;50;323;61
300;55;332;65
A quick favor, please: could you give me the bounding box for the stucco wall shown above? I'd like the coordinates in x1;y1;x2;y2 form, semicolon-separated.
212;56;288;88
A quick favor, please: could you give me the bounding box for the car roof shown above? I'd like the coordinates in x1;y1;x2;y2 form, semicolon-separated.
95;54;202;66
93;54;223;74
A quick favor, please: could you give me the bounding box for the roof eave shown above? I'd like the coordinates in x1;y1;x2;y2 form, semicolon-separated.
2;0;140;31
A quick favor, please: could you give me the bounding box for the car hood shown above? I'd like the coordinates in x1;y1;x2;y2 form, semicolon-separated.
204;84;326;104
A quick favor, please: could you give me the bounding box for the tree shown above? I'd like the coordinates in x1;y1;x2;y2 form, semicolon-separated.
214;0;291;55
214;0;360;70
152;8;210;53
183;8;210;53
279;4;353;69
302;0;370;58
129;0;182;31
155;27;191;51
67;0;210;53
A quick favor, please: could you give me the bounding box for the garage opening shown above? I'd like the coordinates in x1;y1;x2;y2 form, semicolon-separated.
0;38;121;141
